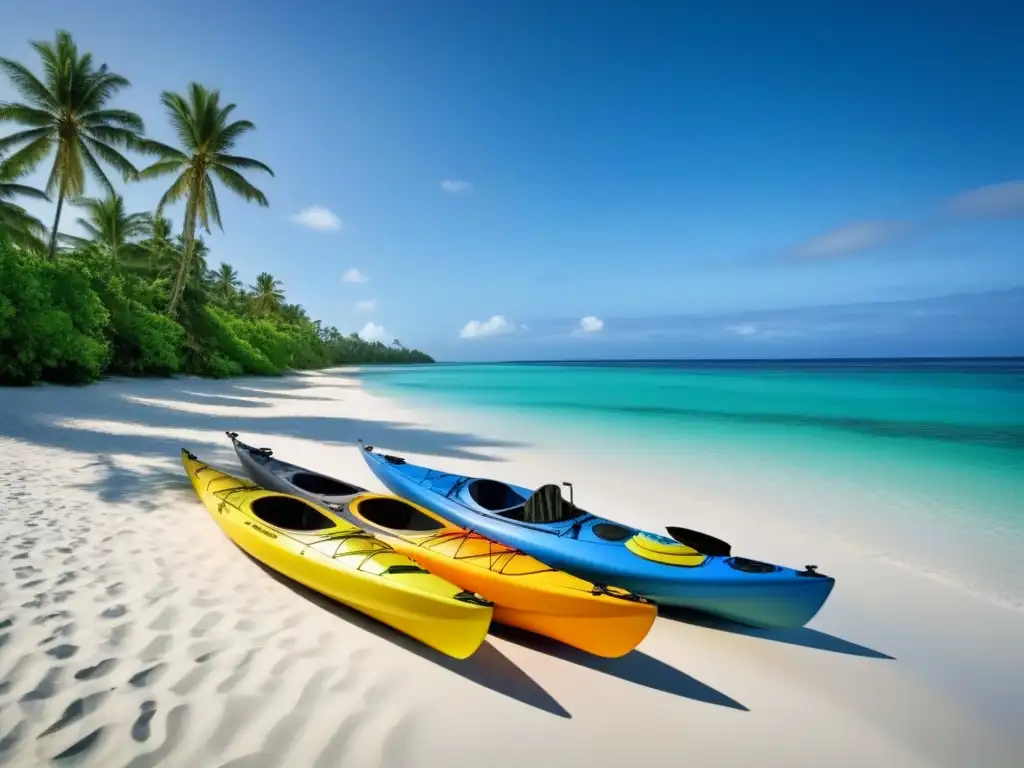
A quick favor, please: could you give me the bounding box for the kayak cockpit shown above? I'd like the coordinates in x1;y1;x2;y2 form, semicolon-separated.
466;479;527;511
355;497;446;532
288;471;363;497
250;496;337;531
473;483;586;525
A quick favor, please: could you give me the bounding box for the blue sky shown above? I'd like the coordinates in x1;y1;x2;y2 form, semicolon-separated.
2;1;1022;360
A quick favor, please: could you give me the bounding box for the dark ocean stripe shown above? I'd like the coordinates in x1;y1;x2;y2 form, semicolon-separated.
523;401;1024;451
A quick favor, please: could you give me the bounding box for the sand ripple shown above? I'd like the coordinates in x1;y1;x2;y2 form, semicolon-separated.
0;440;405;767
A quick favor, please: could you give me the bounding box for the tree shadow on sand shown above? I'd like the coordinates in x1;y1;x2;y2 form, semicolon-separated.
659;608;895;660
0;372;528;505
246;558;571;719
489;625;748;711
70;456;195;511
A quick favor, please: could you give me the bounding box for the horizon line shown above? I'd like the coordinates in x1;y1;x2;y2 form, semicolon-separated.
422;354;1024;365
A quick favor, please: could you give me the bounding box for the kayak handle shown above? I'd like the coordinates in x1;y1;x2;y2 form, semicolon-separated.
226;431;239;440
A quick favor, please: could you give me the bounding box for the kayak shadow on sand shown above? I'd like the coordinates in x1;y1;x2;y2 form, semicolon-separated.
489;625;748;712
659;607;895;660
244;556;572;719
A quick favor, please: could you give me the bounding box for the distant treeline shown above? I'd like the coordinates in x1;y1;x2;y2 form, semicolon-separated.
0;30;432;387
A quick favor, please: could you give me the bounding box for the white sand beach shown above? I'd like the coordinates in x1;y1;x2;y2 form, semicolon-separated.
1;370;1022;767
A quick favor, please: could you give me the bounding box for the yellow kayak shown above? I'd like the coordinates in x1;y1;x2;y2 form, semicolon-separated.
180;449;492;659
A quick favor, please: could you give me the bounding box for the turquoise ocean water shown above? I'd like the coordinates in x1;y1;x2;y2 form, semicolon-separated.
358;359;1024;607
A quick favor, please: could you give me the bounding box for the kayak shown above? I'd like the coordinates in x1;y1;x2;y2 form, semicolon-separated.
359;443;836;629
227;432;658;657
180;448;492;659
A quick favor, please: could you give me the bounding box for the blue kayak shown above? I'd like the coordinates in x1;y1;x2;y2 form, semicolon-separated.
360;443;835;629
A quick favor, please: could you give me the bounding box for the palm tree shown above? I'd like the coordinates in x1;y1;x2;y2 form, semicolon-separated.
136;82;273;318
0;153;48;250
250;271;284;316
211;262;241;302
59;192;150;263
0;30;146;259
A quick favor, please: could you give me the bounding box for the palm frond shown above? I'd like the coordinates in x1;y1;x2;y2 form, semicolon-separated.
79;108;145;131
0;136;52;179
78;140;115;194
81;135;138;180
0;126;51;154
214;153;274;176
212;166;269;206
78;71;133;116
0;58;57;110
0;181;49;202
135;155;189;182
0;102;53;127
203;175;225;232
160;90;200;150
154;170;191;215
214;120;257;152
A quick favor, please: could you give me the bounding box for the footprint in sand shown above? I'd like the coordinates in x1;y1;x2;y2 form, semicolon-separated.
148;607;179;632
190;611;223;637
52;590;74;604
51;726;104;762
14;565;41;579
20;594;47;610
44;644;78;661
100;604;128;619
233;617;258;633
55;571;76;586
40;622;75;645
123;704;188;768
74;658;118;681
129;662;168;688
19;667;62;703
103;622;132;650
171;657;216;696
0;719;26;757
39;690;112;737
32;610;71;626
131;701;158;742
139;634;172;661
105;582;125;598
216;648;259;695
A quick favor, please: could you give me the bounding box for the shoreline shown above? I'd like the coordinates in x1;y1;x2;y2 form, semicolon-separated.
361;371;1024;613
1;370;1022;766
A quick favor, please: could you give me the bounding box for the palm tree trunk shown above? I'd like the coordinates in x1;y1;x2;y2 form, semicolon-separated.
167;200;197;318
46;179;66;260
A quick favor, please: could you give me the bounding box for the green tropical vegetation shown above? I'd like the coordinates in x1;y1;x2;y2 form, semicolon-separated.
0;30;433;387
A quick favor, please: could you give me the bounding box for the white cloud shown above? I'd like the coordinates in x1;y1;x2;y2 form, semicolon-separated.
440;179;473;195
945;181;1024;218
342;268;368;284
794;220;909;259
290;205;343;232
727;323;759;337
459;314;517;339
578;316;604;333
358;321;389;342
354;298;377;313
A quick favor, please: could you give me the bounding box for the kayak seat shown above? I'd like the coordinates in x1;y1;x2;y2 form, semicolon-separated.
467;479;527;511
250;496;336;532
357;497;446;532
289;471;362;497
522;484;576;524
